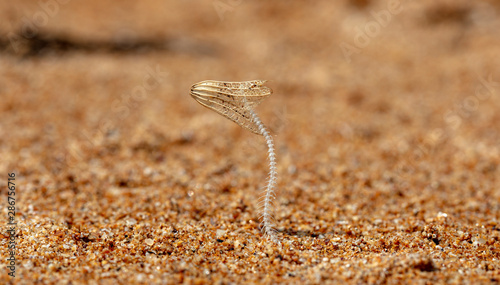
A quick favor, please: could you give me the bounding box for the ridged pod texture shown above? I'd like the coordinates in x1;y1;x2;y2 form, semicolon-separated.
190;80;279;244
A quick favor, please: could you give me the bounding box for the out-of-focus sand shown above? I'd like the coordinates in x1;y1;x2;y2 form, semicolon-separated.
1;0;499;283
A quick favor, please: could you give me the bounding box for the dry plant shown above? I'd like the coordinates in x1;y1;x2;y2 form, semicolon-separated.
190;80;280;244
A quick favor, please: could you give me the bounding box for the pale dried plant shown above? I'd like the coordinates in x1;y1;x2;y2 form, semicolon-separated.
190;80;279;244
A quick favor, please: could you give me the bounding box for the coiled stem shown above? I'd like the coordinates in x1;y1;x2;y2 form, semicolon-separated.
249;109;279;244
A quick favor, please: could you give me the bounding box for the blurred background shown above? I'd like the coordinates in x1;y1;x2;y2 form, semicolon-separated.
1;0;499;173
2;0;500;223
1;0;500;212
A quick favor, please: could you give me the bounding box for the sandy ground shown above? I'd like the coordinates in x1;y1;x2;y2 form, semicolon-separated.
1;0;500;284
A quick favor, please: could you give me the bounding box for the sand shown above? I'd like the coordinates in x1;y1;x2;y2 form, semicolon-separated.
0;0;499;284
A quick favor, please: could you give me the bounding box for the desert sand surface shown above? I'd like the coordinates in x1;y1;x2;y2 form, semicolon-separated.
1;0;500;284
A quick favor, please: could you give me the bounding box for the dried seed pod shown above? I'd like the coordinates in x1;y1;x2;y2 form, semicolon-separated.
190;80;272;135
190;80;280;245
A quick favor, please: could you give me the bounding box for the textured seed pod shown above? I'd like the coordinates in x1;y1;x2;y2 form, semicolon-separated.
190;79;280;245
190;80;272;135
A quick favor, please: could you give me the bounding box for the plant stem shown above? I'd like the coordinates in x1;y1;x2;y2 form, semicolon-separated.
249;109;279;244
